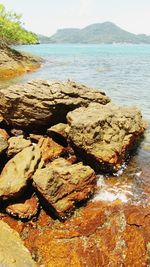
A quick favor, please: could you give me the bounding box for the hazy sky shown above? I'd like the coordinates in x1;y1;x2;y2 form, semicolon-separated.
1;0;150;36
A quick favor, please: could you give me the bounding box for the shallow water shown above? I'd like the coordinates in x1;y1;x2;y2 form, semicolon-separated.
0;43;150;205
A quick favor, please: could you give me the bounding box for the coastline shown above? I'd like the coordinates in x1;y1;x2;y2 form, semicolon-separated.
0;43;42;80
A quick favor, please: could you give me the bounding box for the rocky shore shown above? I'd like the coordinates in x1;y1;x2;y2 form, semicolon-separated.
0;80;149;266
0;43;42;79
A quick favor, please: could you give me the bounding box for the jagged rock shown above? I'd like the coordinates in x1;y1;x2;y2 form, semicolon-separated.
0;42;41;79
0;138;8;155
0;80;110;129
38;137;65;163
7;135;32;157
47;123;70;139
0;145;41;199
67;103;146;172
0;220;36;266
33;158;96;219
29;134;43;143
6;193;39;220
0;128;9;140
0;137;8;154
0;129;9;154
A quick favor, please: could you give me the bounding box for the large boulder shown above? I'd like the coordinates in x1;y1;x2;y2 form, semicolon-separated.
0;80;110;129
67;103;146;172
33;158;96;219
0;42;41;79
0;220;36;267
0;145;41;199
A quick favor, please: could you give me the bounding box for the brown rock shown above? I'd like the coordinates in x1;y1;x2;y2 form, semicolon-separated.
0;137;8;155
0;128;9;154
33;158;96;219
38;136;65;163
0;80;110;128
47;123;70;139
0;42;41;79
0;128;9;140
67;102;146;172
0;145;41;199
1;200;150;266
0;220;36;266
6;193;39;220
8;135;32;157
29;133;43;143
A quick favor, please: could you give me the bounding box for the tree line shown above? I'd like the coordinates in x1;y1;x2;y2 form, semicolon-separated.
0;4;38;44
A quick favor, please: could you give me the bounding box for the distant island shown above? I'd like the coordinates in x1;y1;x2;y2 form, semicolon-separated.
38;22;150;44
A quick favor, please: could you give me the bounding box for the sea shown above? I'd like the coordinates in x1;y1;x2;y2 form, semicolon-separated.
0;43;150;204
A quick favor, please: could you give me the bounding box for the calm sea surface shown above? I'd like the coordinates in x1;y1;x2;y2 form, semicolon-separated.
0;43;150;204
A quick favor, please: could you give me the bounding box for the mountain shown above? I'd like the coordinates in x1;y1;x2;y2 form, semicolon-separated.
37;34;52;44
44;22;150;44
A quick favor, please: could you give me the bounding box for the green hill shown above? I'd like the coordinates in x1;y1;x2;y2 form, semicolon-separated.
46;22;150;44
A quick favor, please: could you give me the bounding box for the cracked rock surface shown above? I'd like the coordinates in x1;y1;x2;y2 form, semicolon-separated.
67;102;146;172
0;145;41;199
0;80;110;128
33;158;96;219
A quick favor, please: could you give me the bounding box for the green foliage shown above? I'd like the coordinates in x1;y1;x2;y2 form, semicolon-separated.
0;3;38;44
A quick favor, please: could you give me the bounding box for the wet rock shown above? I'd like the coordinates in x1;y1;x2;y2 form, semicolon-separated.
38;137;65;164
0;42;41;79
32;202;150;267
0;145;41;199
67;103;146;172
6;193;39;220
0;220;36;266
33;158;96;219
0;80;110;129
8;135;32;157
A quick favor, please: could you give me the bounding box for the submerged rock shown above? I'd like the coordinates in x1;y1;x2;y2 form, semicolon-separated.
67;103;146;172
0;80;110;129
33;158;96;219
0;146;41;199
0;42;41;79
0;220;36;266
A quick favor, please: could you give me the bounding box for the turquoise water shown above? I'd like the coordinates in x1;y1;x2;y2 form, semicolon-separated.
10;44;150;122
0;43;150;203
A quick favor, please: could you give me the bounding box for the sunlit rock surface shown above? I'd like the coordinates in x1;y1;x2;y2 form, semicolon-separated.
0;146;41;199
0;43;41;79
0;80;110;128
67;102;146;172
33;158;96;219
0;220;36;267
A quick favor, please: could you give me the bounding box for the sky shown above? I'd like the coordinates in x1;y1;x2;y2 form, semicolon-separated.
1;0;150;36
